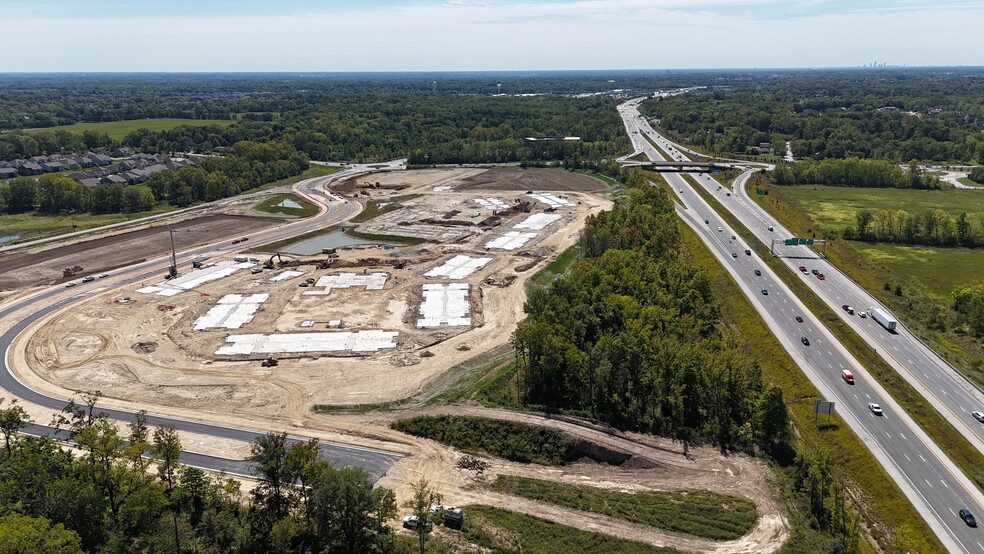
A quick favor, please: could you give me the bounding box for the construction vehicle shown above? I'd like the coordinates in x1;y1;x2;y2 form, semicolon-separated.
260;358;279;367
443;507;464;529
264;253;283;269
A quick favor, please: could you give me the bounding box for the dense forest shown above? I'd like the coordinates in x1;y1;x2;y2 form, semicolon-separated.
0;395;398;554
515;176;790;457
640;70;984;163
845;207;984;247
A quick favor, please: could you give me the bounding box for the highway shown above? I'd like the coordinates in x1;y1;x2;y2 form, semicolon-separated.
619;98;984;552
0;164;405;482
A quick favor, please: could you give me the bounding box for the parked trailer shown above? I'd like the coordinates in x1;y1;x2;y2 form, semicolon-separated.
869;307;898;331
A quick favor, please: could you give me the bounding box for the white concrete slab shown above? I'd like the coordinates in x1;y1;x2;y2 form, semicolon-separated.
485;231;537;250
528;193;573;208
475;197;509;210
418;283;471;328
514;213;562;230
302;272;388;296
215;330;398;355
270;270;304;282
424;255;493;279
137;261;254;296
194;293;269;330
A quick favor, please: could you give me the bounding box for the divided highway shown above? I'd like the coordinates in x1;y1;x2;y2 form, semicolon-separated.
619;98;984;552
0;166;405;481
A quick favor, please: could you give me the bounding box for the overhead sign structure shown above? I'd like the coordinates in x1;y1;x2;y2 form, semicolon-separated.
813;399;835;423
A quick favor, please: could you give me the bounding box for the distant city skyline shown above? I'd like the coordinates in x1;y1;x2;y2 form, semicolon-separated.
1;0;982;72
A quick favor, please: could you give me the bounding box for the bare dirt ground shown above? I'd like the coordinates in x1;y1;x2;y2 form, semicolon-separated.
373;405;788;554
0;214;282;290
7;167;789;551
455;167;610;192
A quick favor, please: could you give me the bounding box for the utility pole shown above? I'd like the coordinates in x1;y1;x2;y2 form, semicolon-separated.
166;224;178;279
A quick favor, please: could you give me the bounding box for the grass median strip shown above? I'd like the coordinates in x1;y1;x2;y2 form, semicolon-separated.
491;475;756;541
462;505;683;554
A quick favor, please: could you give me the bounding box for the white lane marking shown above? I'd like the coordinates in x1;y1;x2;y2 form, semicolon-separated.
853;394;859;400
886;432;892;439
919;454;927;463
827;350;833;356
977;541;982;552
903;453;911;461
865;393;871;400
948;507;955;516
924;479;933;488
827;363;833;369
942;390;948;395
941;480;949;489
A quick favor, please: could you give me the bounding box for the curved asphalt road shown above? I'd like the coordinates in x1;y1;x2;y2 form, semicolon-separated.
1;167;404;482
619;98;984;552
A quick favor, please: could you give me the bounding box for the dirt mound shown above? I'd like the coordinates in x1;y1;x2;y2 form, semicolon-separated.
131;341;158;354
455;167;609;192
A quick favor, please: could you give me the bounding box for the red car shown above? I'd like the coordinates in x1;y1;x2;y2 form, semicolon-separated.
842;370;855;384
799;266;807;273
817;273;825;280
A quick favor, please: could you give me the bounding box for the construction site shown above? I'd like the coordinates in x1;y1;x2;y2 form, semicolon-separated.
19;167;610;413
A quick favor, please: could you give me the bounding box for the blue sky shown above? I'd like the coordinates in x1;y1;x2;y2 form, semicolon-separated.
1;0;982;71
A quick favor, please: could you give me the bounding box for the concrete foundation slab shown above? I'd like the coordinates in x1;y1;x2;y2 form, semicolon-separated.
194;293;269;330
514;213;562;230
302;272;389;296
270;270;305;282
424;255;493;279
417;283;471;328
528;193;573;208
485;231;537;250
137;261;254;296
475;197;510;210
215;330;399;355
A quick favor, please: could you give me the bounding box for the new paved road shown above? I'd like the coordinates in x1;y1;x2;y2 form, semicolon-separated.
619;98;984;552
1;167;405;482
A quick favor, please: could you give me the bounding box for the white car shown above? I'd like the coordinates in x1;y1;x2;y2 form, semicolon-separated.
858;311;867;318
65;281;77;287
718;227;723;232
98;273;110;278
868;402;883;416
973;410;984;423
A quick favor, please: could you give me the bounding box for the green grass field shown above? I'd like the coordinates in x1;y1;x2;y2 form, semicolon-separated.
528;245;580;288
253;193;319;218
28;118;234;140
461;505;682;554
490;476;757;541
852;242;984;297
0;205;178;243
774;185;984;232
958;177;984;188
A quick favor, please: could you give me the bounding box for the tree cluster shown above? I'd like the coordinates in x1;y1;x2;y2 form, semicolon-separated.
771;158;943;189
846;208;984;247
513;177;792;459
640;69;984;163
0;175;155;215
0;394;397;554
951;285;984;337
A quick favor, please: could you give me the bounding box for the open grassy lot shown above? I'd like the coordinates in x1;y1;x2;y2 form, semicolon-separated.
0;204;178;243
461;505;682;554
853;242;984;298
28;118;234;140
527;244;580;288
254;164;341;192
773;185;984;232
490;475;757;541
253;193;319;217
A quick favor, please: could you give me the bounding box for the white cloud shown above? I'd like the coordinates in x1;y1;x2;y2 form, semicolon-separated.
0;0;981;70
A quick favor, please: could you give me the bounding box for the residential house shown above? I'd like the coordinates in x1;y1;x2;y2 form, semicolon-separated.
19;162;43;175
0;168;19;179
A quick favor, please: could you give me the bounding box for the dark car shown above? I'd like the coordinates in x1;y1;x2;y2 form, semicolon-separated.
754;269;761;276
745;249;751;255
960;508;977;527
801;337;810;346
761;289;769;295
795;316;803;322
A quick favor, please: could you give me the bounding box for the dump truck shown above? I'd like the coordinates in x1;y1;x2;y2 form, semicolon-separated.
869;307;897;331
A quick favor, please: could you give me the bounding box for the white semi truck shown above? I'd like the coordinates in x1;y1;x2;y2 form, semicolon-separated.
869;306;898;331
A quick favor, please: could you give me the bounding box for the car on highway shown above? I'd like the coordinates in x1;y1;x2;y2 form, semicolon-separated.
731;235;736;240
799;266;807;273
761;289;769;295
82;276;95;282
745;249;751;255
731;252;737;258
98;273;109;278
868;402;883;416
817;273;825;280
795;316;803;322
842;305;854;314
801;337;810;346
858;311;867;318
705;219;709;224
972;410;984;423
959;508;977;527
768;226;774;231
64;281;77;287
754;269;761;276
811;269;819;275
678;189;683;193
842;370;855;384
718;227;722;232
